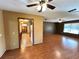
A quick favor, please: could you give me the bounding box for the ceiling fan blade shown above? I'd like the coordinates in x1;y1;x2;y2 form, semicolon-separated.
26;4;38;7
47;4;55;10
48;0;53;2
68;9;77;12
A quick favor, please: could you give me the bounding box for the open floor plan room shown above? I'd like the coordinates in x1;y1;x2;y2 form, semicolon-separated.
0;0;79;59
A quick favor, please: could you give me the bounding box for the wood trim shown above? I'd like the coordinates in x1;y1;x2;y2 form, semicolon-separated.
32;20;34;45
62;20;79;23
17;17;34;49
17;19;20;48
17;17;33;20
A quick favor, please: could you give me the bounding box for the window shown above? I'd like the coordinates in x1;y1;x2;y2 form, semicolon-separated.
64;23;79;34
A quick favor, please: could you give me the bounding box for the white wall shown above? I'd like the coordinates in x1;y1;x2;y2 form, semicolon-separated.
0;10;6;58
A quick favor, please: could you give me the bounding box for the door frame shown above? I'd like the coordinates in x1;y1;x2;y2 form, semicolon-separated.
17;17;34;49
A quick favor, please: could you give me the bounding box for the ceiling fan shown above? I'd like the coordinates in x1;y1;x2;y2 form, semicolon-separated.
26;0;56;12
68;8;79;12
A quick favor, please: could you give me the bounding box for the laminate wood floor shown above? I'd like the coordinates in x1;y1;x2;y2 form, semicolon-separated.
1;33;79;59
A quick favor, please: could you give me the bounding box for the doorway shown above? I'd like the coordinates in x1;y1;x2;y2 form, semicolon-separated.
18;18;34;49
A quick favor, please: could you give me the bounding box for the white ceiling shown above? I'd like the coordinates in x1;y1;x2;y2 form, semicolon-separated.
0;0;79;22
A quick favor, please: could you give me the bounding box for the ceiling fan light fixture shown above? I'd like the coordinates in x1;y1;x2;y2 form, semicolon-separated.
42;4;47;12
36;5;41;11
36;3;47;12
26;0;55;12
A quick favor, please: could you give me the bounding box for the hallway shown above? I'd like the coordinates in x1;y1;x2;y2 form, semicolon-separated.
21;33;32;48
1;33;79;59
19;19;33;48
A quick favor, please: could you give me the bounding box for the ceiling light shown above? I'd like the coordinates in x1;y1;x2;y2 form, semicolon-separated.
22;24;27;26
20;21;23;24
23;20;29;22
58;19;62;23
